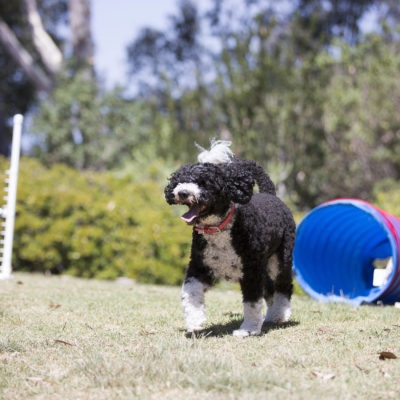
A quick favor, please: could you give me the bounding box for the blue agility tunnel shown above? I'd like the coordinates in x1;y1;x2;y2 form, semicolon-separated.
293;199;400;305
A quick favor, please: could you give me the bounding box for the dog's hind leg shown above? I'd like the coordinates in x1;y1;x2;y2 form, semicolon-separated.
181;277;208;332
263;259;276;320
265;239;294;323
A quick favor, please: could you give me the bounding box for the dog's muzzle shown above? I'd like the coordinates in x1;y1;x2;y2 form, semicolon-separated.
172;183;205;224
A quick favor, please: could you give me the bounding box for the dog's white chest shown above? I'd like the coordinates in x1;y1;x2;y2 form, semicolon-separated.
203;230;243;282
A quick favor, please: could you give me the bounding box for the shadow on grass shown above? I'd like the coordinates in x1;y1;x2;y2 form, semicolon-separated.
184;319;300;338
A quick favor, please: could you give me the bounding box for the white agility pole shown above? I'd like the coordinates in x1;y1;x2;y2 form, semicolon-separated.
0;114;23;279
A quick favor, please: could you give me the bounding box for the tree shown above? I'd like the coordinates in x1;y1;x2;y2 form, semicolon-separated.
127;0;201;84
0;0;93;155
68;0;94;72
296;0;375;43
125;0;400;208
32;73;160;170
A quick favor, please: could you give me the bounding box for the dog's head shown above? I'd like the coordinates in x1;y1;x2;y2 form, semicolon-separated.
164;162;254;225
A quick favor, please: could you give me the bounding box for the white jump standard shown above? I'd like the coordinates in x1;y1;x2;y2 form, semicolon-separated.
0;114;23;279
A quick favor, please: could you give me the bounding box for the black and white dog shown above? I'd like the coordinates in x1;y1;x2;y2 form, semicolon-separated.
164;141;296;337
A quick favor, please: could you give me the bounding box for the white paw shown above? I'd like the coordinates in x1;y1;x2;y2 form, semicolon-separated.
186;324;204;333
234;300;264;337
185;312;206;332
265;293;291;323
265;315;289;323
232;328;260;337
265;307;291;323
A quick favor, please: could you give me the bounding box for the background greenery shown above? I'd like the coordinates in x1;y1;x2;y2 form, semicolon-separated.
0;157;190;283
28;0;400;209
1;156;399;284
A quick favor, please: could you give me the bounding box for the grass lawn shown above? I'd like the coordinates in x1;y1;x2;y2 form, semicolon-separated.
1;273;400;399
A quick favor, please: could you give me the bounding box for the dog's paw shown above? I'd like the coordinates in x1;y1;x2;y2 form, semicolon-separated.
186;325;204;333
265;293;291;323
232;328;260;337
186;320;205;333
264;309;291;323
185;315;206;333
185;326;204;338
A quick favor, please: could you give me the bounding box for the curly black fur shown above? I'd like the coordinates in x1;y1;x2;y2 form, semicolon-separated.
165;158;296;335
230;157;276;195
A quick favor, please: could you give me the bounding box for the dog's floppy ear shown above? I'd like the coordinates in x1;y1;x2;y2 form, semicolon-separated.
221;163;254;204
164;176;176;205
164;165;187;205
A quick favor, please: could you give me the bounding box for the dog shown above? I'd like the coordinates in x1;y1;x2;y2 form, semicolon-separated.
164;141;296;337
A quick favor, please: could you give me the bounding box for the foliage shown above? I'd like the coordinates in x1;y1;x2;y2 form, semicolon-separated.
296;0;376;42
127;0;200;77
374;179;400;217
14;0;400;210
31;72;182;171
0;156;191;284
321;32;400;202
123;1;400;208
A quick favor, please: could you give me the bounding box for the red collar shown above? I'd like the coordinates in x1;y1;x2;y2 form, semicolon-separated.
194;203;236;234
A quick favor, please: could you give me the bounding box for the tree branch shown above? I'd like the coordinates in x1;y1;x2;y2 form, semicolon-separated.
24;0;63;75
0;18;53;92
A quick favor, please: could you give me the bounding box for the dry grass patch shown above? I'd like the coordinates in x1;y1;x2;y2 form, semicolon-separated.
1;273;400;399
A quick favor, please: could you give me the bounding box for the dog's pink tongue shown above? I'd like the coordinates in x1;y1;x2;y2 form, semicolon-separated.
181;205;200;223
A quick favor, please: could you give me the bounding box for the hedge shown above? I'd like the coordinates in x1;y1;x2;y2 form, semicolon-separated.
0;157;191;284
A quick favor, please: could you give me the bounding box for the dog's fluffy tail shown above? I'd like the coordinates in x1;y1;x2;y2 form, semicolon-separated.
236;159;276;196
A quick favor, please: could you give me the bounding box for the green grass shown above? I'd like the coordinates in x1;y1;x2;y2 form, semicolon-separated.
1;273;400;399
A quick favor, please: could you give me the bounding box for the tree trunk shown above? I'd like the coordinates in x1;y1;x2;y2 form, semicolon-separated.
68;0;94;69
0;18;53;92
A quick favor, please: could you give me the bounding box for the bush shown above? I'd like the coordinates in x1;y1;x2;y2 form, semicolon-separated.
0;157;191;284
374;179;400;218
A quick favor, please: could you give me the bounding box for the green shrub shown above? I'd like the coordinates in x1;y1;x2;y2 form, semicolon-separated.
0;157;191;284
374;179;400;217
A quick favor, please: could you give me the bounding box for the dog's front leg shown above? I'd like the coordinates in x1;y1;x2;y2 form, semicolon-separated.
233;268;264;337
181;277;207;332
233;298;264;337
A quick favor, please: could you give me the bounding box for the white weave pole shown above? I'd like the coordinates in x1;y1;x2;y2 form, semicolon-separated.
0;114;23;279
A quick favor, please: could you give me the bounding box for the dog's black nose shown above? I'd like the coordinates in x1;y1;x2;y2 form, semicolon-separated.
178;190;190;200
